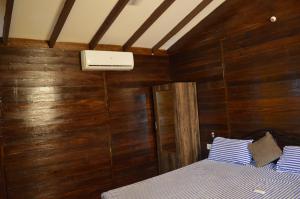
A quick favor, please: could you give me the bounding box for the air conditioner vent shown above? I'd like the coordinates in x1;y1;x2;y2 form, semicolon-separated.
81;50;134;71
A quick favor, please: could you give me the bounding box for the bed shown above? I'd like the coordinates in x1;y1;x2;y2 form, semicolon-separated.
101;129;300;199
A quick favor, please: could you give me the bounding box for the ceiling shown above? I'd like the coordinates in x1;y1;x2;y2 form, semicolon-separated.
0;0;4;37
2;0;225;50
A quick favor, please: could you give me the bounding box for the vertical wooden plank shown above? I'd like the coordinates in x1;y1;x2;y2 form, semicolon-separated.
170;39;229;159
108;87;158;188
174;82;200;167
220;39;232;138
153;84;177;173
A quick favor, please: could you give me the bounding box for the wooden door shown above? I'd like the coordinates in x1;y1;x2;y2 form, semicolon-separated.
153;84;177;173
108;87;158;187
173;82;201;167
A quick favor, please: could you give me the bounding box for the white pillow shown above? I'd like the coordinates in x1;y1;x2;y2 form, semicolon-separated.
208;137;253;165
276;146;300;174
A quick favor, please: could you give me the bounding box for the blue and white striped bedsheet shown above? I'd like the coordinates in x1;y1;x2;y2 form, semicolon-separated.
101;159;300;199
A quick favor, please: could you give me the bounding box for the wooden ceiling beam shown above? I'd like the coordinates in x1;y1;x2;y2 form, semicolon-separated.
152;0;213;51
89;0;130;50
2;0;14;45
48;0;76;48
168;0;243;53
123;0;175;50
2;38;168;56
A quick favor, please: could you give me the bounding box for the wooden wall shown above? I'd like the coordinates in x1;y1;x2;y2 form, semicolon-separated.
170;0;300;158
171;40;228;159
0;46;170;199
1;0;299;197
0;132;6;199
106;55;170;188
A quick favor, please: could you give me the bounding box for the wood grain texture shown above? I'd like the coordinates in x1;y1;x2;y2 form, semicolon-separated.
123;0;175;50
48;0;76;48
106;54;170;186
220;0;300;139
0;45;170;198
153;86;176;153
153;83;200;169
170;40;229;159
3;38;168;56
89;0;130;49
173;83;200;167
2;0;14;45
106;54;171;88
0;134;7;199
153;85;177;173
107;87;158;187
159;152;176;174
0;47;111;199
170;0;300;158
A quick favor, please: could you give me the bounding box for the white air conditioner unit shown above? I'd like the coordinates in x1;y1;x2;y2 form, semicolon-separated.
81;50;134;71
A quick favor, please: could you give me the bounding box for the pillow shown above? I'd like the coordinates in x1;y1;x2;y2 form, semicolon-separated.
248;160;276;170
208;137;253;165
276;146;300;174
248;132;282;167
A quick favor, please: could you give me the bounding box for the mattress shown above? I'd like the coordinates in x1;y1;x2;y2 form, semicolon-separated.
101;159;300;199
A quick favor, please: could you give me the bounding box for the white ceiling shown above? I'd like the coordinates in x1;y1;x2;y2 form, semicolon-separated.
162;0;225;49
10;0;64;40
3;0;226;50
58;0;119;43
135;0;203;48
100;0;163;46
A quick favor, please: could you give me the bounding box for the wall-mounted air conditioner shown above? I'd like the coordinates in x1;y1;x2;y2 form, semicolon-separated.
81;50;134;71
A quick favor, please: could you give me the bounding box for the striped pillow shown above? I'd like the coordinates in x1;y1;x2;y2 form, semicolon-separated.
208;137;253;165
276;146;300;174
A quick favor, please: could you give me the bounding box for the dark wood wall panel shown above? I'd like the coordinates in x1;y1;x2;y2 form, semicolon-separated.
106;54;171;188
108;87;158;188
0;46;170;199
0;134;6;199
224;14;300;139
0;47;112;199
107;54;171;88
171;40;229;158
171;0;300;157
152;85;177;173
